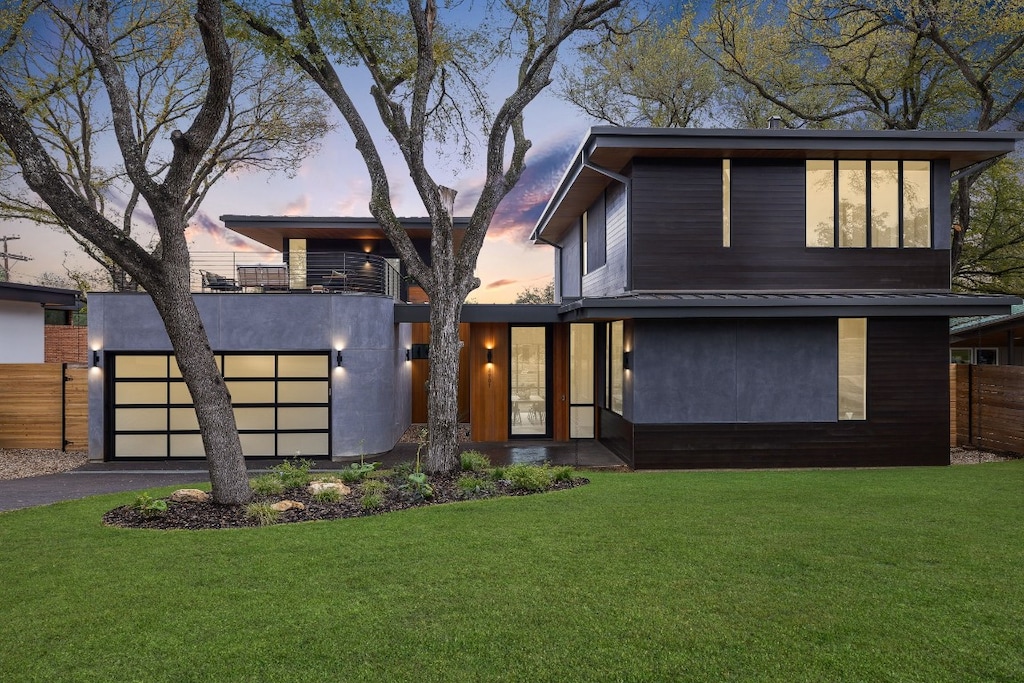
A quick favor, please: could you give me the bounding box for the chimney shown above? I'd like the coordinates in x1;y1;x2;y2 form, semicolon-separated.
767;116;784;130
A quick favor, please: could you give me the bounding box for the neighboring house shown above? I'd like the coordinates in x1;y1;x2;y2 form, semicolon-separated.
88;127;1021;467
950;304;1024;365
0;282;81;363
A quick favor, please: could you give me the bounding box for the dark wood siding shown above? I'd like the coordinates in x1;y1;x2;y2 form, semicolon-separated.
583;181;628;297
628;317;949;468
629;158;949;291
598;408;634;468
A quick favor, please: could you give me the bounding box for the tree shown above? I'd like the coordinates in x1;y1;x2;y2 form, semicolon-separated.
953;158;1024;294
514;280;554;304
0;0;332;291
0;0;261;504
226;0;624;473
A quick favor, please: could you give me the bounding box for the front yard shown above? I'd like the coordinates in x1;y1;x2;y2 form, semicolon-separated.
1;463;1022;681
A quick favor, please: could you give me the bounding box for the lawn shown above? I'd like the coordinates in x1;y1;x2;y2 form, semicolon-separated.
1;463;1022;682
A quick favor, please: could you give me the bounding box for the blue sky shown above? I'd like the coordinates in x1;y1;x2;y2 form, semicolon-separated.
5;5;608;303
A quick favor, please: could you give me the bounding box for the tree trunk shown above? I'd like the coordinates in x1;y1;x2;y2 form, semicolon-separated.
149;275;251;505
950;177;974;283
425;290;463;473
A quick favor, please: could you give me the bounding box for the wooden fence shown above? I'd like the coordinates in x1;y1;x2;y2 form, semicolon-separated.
0;364;88;451
950;363;1024;455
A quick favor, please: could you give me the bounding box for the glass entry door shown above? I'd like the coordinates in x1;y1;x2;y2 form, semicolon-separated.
510;326;550;437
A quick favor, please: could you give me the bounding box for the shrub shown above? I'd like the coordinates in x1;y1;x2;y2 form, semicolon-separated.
505;463;553;492
131;492;168;518
392;461;414;477
244;502;280;526
312;487;341;503
339;462;377;484
460;450;491;472
490;466;507;481
401;472;434;501
250;474;285;495
551;465;575;483
456;475;496;499
362;479;390;496
361;493;384;511
269;458;315;489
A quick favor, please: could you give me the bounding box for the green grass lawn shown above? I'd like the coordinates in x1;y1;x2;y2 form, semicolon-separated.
2;463;1023;682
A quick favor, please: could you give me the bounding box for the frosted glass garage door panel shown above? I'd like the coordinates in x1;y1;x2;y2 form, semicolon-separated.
170;408;200;431
278;433;328;457
279;355;329;378
235;407;276;430
115;408;167;431
278;407;328;430
278;381;328;404
115;434;166;458
227;381;275;403
117;356;168;378
116;382;168;405
240;433;276;457
170;434;205;458
169;382;193;404
223;355;275;378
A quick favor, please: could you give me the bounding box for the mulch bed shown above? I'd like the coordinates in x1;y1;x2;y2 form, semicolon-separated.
103;472;589;530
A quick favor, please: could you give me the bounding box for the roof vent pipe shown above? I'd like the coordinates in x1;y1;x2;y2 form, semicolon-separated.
767;116;783;129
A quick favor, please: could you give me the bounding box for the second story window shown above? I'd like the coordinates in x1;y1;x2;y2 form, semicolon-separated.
806;160;931;249
723;159;731;247
581;211;588;274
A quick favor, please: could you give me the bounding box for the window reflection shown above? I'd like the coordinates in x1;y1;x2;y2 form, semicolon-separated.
871;161;899;247
838;318;866;420
903;161;931;247
806;160;834;247
838;161;867;247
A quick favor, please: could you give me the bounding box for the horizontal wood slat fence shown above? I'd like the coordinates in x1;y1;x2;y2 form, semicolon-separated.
951;363;1024;455
0;364;88;451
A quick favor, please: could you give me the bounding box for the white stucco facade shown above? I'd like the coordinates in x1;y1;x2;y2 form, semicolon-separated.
0;300;44;363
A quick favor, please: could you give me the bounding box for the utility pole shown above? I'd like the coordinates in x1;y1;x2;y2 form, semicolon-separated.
0;235;32;281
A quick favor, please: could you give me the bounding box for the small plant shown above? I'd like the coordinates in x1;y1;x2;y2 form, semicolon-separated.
504;463;553;492
401;471;434;501
361;493;384;511
269;458;315;489
456;475;496;499
551;465;575;482
244;502;280;526
392;461;414;477
312;487;342;503
362;479;390;496
490;466;507;481
250;474;285;495
131;492;168;518
338;461;377;484
460;450;491;472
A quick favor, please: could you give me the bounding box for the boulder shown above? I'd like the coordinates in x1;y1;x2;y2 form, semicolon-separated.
308;481;351;496
270;499;306;512
170;488;210;503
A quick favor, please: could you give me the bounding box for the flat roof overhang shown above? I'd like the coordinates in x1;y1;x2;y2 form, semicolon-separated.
395;303;561;324
220;215;470;252
0;282;80;307
950;310;1024;346
533;127;1024;242
556;292;1020;321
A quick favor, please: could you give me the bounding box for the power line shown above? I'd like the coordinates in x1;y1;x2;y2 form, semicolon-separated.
0;235;32;280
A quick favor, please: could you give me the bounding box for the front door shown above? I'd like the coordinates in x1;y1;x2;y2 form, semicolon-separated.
510;326;551;437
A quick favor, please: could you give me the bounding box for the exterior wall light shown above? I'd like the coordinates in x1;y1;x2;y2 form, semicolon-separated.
486;348;493;364
405;348;411;362
335;350;343;367
623;350;632;371
92;350;100;367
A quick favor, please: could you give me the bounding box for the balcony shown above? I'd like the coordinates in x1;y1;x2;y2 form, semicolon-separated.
190;251;406;300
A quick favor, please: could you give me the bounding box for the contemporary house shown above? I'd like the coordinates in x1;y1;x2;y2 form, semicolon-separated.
87;127;1021;467
0;282;81;363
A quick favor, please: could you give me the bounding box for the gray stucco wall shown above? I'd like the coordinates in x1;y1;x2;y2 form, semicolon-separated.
631;319;837;424
88;292;409;461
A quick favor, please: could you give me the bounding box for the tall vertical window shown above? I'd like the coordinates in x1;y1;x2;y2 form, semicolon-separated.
806;160;835;247
723;159;731;247
903;161;931;247
608;321;623;415
838;319;866;421
581;211;589;274
288;239;307;289
838;161;867;247
570;324;595;438
807;160;931;248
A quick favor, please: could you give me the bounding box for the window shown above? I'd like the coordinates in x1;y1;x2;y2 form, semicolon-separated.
838;319;866;420
723;159;731;247
570;324;595;438
807;161;931;248
581;211;588;275
608;321;623;415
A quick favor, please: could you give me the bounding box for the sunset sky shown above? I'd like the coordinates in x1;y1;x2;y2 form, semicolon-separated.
3;19;602;303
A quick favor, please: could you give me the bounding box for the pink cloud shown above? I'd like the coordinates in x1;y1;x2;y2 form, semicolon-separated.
186;210;260;250
282;194;310;216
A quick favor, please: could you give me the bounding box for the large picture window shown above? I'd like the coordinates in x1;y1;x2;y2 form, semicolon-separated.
807;160;931;248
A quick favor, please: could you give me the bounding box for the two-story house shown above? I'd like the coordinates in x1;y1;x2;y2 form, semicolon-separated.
87;128;1020;467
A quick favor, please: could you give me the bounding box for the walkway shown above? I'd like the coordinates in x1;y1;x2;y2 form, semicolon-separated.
0;440;626;513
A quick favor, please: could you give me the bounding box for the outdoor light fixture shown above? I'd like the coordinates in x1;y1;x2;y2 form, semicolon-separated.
92;350;100;367
405;349;411;361
623;350;632;370
335;350;343;367
486;348;493;364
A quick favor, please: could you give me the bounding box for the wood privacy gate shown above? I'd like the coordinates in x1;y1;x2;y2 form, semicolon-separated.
0;364;88;451
951;364;1024;455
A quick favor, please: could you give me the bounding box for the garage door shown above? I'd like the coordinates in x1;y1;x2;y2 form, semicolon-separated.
110;353;329;458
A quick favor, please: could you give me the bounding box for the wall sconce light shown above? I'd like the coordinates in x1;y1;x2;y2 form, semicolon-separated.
486;348;493;364
623;350;632;370
92;350;100;367
365;253;371;263
335;350;343;367
405;349;411;362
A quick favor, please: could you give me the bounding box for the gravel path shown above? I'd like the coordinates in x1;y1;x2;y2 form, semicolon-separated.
0;449;89;481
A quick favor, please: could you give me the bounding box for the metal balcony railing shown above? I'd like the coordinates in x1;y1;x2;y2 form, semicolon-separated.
190;251;405;300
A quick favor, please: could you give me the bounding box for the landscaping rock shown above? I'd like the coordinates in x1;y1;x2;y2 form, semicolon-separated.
270;499;306;512
308;481;351;496
170;488;210;503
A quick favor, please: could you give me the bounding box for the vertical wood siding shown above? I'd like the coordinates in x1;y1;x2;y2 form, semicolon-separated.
0;364;87;450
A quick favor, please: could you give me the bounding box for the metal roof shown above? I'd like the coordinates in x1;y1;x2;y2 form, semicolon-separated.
532;127;1024;242
0;282;81;308
220;215;470;252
